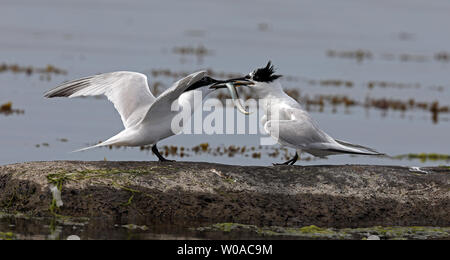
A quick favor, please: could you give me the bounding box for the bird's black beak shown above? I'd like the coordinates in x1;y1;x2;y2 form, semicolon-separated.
209;77;253;89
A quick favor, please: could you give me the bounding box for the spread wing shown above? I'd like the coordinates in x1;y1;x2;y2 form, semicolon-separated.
44;71;156;129
140;70;206;123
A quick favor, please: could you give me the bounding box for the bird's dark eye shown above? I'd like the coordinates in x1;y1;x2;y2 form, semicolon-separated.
245;74;251;79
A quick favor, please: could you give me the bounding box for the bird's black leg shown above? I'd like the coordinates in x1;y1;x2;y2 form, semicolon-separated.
273;152;299;166
152;144;175;162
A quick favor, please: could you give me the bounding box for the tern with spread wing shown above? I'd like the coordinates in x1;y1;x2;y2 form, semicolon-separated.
44;71;248;162
212;62;383;165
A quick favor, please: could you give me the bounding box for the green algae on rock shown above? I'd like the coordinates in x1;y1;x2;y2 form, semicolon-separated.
195;223;450;240
0;231;15;240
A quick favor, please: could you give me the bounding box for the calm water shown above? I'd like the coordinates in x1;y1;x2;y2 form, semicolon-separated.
0;215;259;240
1;0;449;167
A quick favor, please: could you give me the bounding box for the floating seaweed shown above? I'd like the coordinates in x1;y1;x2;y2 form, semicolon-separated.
104;142;316;162
367;81;421;90
398;53;428;63
173;45;212;57
326;49;373;62
172;45;212;64
0;102;24;116
211;88;449;122
365;97;449;123
307;79;354;88
329;49;450;64
434;51;450;63
35;143;50;148
84;140;450;164
284;93;449;122
0;63;67;79
394;153;450;163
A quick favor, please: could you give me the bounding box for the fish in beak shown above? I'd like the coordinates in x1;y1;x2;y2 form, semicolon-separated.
209;77;253;115
209;77;253;89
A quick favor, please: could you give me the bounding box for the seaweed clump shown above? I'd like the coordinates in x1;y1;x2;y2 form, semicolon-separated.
0;63;67;80
0;102;24;116
395;153;450;163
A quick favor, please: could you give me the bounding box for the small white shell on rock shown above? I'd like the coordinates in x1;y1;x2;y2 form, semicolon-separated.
67;235;81;240
366;235;381;240
409;166;429;174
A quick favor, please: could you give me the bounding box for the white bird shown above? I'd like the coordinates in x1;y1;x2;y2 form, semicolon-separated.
214;62;383;165
44;70;244;162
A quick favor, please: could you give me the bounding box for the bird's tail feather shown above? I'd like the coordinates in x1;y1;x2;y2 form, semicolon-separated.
333;139;386;156
71;134;123;153
71;143;103;153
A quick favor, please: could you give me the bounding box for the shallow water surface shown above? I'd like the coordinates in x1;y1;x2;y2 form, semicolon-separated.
2;215;448;240
0;215;281;240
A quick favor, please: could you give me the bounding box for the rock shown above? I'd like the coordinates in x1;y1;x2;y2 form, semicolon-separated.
0;161;449;228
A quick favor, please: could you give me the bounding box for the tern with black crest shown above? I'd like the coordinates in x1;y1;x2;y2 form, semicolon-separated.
212;61;383;165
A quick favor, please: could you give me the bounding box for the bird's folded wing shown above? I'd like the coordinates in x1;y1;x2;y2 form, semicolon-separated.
141;71;206;123
44;71;156;129
264;118;331;149
264;108;381;155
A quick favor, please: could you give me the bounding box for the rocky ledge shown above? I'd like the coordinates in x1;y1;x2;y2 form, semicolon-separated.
0;161;448;230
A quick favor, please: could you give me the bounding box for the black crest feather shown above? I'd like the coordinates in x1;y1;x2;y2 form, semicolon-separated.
252;61;282;82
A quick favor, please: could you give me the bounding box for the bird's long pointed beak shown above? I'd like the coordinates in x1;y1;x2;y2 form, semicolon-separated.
209;77;253;89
